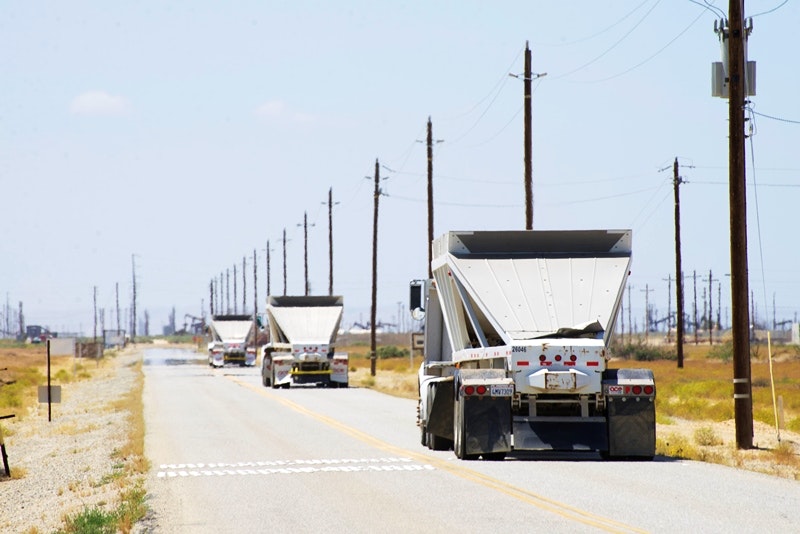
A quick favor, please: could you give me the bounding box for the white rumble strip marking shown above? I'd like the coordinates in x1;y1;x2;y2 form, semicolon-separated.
156;457;436;478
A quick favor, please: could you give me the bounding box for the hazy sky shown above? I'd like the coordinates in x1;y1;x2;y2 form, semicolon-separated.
2;1;798;336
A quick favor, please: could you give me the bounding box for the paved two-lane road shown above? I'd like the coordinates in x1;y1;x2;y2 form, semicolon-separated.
140;347;799;533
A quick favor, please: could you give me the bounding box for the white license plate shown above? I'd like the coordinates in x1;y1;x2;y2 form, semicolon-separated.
490;385;513;397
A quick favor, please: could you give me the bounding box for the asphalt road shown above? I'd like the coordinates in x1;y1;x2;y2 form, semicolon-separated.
141;347;800;533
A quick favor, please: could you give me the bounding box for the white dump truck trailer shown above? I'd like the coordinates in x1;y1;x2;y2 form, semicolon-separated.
260;296;348;388
207;314;257;368
411;230;655;460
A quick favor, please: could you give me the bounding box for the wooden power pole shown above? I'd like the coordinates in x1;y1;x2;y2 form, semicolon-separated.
727;0;754;449
524;41;533;230
427;117;434;278
673;158;685;368
370;159;381;377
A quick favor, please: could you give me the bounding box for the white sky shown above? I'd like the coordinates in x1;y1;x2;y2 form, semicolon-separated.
1;1;798;336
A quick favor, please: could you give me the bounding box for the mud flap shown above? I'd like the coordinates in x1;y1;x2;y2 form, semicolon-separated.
461;396;512;456
427;380;454;441
605;369;656;458
607;398;655;457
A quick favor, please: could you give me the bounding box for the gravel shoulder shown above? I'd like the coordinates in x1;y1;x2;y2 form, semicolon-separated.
0;347;140;534
1;345;797;533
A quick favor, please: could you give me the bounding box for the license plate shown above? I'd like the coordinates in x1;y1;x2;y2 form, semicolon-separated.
490;385;513;397
545;373;576;390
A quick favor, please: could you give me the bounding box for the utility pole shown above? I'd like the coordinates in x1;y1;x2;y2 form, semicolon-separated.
716;0;754;449
266;240;272;297
693;270;698;345
93;286;97;343
115;282;120;334
233;263;238;314
704;269;716;345
627;283;633;339
327;188;337;295
427;117;435;278
17;301;24;341
642;285;653;343
131;255;137;343
510;42;545;230
620;288;625;346
209;280;214;316
673;157;686;367
300;211;311;296
283;228;288;296
253;248;258;345
226;268;230;314
524;41;533;229
242;256;247;314
370;159;382;376
664;275;673;343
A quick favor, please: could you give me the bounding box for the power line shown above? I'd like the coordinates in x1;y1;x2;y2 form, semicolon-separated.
748;0;789;18
578;9;705;83
551;0;663;80
532;0;655;47
750;109;800;124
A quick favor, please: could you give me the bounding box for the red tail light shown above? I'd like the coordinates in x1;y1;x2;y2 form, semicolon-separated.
644;385;655;395
476;385;487;395
464;385;475;395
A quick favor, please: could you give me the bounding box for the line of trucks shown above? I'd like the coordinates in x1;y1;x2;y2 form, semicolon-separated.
206;296;348;388
206;227;655;461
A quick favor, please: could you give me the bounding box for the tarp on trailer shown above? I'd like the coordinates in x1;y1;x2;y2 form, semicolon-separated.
438;230;631;341
210;316;254;342
267;296;343;345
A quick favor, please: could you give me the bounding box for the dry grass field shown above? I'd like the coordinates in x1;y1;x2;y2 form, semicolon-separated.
343;338;800;479
2;338;799;480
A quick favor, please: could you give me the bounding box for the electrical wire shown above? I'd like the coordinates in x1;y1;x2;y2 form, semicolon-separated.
550;0;662;80
441;45;524;123
386;193;520;208
750;110;800;125
747;105;771;334
687;0;726;18
549;185;663;206
578;8;705;83
628;177;671;228
531;0;654;47
749;0;789;18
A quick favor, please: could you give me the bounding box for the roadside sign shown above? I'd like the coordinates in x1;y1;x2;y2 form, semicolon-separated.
38;385;61;404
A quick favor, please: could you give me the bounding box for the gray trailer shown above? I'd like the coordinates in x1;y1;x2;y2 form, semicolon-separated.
260;296;348;388
411;230;655;460
207;315;257;368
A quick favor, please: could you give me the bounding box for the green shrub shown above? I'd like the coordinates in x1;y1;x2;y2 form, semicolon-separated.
708;342;733;363
694;426;723;446
377;345;409;359
614;343;676;361
58;506;116;534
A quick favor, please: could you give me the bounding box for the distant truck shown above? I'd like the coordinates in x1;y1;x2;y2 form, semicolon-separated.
261;296;348;388
411;230;656;460
207;314;257;368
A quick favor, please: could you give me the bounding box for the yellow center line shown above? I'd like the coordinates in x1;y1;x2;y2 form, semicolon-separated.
229;376;648;534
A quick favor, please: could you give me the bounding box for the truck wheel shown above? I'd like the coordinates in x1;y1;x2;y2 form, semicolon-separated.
482;452;507;461
262;369;271;387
